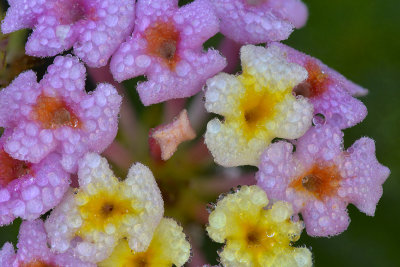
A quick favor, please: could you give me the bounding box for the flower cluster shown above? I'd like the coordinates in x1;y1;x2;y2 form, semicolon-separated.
0;0;390;266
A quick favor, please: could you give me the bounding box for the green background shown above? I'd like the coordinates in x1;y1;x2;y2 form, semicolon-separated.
1;0;399;266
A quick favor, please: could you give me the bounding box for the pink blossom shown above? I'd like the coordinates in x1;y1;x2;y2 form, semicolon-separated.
271;42;368;129
211;0;308;44
110;0;226;106
0;55;121;173
0;219;95;267
1;0;135;67
256;125;390;236
0;130;69;226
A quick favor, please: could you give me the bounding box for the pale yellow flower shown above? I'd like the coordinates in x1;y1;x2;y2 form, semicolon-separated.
207;185;312;267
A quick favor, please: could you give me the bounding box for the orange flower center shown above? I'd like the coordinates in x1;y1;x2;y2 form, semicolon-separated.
31;94;81;130
145;20;180;70
0;149;31;187
20;259;58;267
290;164;341;200
293;60;331;98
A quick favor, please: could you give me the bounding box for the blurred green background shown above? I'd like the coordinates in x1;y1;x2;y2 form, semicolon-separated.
1;0;399;266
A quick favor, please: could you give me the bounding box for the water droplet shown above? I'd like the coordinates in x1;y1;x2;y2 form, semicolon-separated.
312;113;326;126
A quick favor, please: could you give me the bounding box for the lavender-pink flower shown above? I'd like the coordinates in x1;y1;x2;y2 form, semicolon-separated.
211;0;308;44
110;0;226;106
270;42;368;129
0;130;69;226
1;0;135;67
256;124;389;236
0;219;95;267
0;55;121;173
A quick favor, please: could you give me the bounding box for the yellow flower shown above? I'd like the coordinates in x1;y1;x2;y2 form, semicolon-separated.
206;185;312;267
45;153;164;263
99;218;191;267
205;45;313;167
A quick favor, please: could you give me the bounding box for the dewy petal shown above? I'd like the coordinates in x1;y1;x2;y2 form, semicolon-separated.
338;138;390;215
0;131;70;226
267;0;309;28
0;55;122;173
270;42;368;129
256;124;389;236
0;243;16;267
1;219;95;267
99;218;191;267
205;45;313;167
1;0;136;67
206;185;312;267
211;0;303;44
45;153;164;263
110;0;226;105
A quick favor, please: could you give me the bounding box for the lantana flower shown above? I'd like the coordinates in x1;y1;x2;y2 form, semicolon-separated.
1;0;135;67
0;219;95;267
256;124;390;236
0;55;121;173
270;42;367;129
205;45;313;167
211;0;308;44
110;0;226;106
207;185;312;266
99;218;191;267
0;130;69;226
45;153;164;263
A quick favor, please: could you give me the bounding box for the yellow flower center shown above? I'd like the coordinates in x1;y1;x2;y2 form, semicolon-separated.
77;188;136;235
234;72;287;140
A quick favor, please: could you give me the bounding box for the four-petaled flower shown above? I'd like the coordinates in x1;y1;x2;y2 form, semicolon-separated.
110;0;226;106
0;55;121;173
1;0;135;67
207;185;312;267
205;45;313;167
256;125;390;236
45;153;164;263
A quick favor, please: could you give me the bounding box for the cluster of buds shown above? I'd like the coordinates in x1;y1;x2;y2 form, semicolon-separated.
0;0;389;266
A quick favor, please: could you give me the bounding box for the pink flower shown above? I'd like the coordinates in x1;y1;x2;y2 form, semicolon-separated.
0;130;69;226
0;219;95;267
270;42;368;129
1;0;135;67
0;55;121;173
211;0;308;44
110;0;226;106
256;125;390;236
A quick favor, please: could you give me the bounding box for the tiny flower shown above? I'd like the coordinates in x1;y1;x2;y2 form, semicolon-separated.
149;109;196;161
206;185;312;267
270;42;367;129
0;130;69;226
0;219;95;267
99;218;191;267
211;0;308;44
110;0;226;106
1;0;135;67
0;55;121;173
45;153;164;263
205;45;313;167
256;125;390;236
